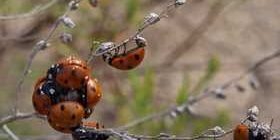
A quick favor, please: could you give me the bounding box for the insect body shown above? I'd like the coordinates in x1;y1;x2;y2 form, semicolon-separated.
32;56;103;134
234;124;249;140
99;36;147;70
86;78;102;108
48;101;85;133
32;77;52;115
55;56;90;89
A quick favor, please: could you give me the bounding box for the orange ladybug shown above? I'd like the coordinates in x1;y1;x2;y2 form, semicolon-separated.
86;78;102;108
100;36;147;70
32;77;52;115
55;56;91;89
234;124;249;140
48;101;85;132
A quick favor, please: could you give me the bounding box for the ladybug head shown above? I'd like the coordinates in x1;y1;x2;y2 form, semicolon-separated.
95;42;115;56
135;36;147;48
47;64;62;80
72;126;109;140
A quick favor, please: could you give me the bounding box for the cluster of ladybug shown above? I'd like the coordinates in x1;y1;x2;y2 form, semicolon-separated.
32;56;105;136
234;124;267;140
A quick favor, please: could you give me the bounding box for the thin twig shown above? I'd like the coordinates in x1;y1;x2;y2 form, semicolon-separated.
2;125;19;140
14;0;82;114
117;48;280;130
82;126;233;140
0;112;45;127
87;0;186;63
0;0;58;20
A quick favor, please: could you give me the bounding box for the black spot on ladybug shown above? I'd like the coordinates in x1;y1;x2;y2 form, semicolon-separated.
71;70;77;76
64;80;69;85
91;87;96;92
134;54;140;61
80;79;85;85
119;59;124;64
33;102;37;108
71;114;76;120
43;103;49;108
83;66;87;69
60;105;65;111
127;65;133;69
96;123;99;129
75;105;79;109
36;89;41;95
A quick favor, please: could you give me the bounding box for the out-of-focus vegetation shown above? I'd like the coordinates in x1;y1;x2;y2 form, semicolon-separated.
0;0;234;139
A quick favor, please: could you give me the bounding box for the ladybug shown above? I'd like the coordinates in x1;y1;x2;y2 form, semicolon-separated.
234;124;249;140
48;119;78;134
55;56;91;89
32;77;52;115
48;101;85;132
85;78;102;108
100;36;147;70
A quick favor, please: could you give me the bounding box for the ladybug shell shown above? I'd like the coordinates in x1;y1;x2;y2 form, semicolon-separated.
110;47;145;70
48;101;85;129
56;56;90;89
234;124;249;140
32;77;52;115
86;78;102;108
82;121;104;129
48;120;75;134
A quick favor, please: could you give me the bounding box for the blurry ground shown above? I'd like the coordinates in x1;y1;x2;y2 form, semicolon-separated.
1;0;280;139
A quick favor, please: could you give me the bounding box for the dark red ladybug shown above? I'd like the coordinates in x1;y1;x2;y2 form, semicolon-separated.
99;36;147;70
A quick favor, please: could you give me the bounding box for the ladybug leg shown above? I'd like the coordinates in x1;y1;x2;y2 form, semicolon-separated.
122;43;127;56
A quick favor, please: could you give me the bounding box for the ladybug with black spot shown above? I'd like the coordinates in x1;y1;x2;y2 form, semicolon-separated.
99;36;147;70
85;78;102;108
49;56;91;89
32;77;52;115
47;101;85;133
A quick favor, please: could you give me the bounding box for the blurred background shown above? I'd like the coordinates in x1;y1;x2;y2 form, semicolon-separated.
0;0;280;139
